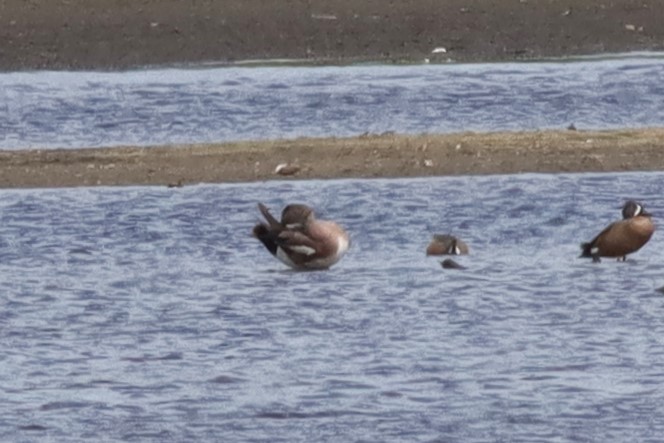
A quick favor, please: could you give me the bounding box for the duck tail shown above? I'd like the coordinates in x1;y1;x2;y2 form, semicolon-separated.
253;223;279;256
579;242;593;258
258;203;281;229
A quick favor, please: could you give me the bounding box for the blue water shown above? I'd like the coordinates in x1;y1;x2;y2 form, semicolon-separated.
1;172;663;441
1;55;664;150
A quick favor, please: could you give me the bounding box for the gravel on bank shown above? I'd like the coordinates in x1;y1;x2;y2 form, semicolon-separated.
1;129;662;189
1;0;662;70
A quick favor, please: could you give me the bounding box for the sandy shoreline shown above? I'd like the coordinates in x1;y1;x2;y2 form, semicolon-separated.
1;129;663;189
2;1;663;187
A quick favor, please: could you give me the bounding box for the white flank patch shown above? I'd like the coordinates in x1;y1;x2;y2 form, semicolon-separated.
591;246;599;255
276;248;298;268
290;245;316;256
285;223;303;229
337;236;350;257
454;246;461;255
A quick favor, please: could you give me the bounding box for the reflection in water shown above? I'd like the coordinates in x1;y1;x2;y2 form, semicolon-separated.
1;172;663;441
1;55;664;149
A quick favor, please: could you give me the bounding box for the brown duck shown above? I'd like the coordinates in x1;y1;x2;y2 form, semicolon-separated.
426;234;469;256
253;203;350;270
580;200;655;262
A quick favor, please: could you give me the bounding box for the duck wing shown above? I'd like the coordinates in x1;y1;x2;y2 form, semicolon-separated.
276;230;320;256
258;203;281;229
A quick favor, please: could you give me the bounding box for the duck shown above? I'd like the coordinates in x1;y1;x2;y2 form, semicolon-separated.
580;200;655;262
252;203;350;270
426;234;469;256
440;258;466;270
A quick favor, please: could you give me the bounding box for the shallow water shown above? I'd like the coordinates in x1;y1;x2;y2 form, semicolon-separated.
1;171;663;441
1;55;664;149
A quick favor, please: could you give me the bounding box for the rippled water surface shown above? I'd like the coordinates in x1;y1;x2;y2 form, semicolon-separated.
1;172;664;441
1;55;664;149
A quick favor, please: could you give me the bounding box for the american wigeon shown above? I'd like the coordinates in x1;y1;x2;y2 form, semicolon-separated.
252;203;350;270
426;234;469;256
580;200;655;262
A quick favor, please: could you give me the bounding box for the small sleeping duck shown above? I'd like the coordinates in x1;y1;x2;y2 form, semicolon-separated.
253;203;350;270
426;234;469;256
580;200;655;262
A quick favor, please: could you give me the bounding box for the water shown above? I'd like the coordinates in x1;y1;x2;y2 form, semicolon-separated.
1;55;664;150
1;172;664;441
